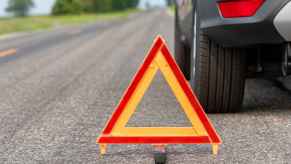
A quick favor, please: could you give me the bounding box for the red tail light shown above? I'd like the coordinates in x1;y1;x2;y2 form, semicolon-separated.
218;0;265;18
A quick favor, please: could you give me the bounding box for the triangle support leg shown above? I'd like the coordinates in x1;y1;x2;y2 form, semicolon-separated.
212;144;219;155
99;144;108;155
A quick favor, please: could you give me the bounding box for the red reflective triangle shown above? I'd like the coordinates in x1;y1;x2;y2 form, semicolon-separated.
97;36;221;145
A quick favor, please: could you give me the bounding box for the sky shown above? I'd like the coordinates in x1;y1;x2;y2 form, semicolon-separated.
139;0;166;9
0;0;166;17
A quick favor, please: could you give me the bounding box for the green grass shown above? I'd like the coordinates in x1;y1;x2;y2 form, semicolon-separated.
167;5;175;16
0;9;138;36
169;5;175;12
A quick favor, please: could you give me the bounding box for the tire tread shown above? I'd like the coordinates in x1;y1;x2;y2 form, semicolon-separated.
194;34;245;113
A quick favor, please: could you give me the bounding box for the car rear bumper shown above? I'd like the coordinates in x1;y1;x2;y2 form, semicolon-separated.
200;0;291;47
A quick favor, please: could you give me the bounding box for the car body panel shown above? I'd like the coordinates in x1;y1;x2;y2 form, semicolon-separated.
176;0;291;47
274;1;291;41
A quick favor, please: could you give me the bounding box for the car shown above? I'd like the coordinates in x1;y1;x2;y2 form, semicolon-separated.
175;0;291;113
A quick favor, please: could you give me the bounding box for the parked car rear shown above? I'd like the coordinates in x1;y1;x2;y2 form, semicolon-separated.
175;0;291;113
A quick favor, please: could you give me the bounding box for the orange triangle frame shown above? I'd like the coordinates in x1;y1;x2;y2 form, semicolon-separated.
97;36;222;155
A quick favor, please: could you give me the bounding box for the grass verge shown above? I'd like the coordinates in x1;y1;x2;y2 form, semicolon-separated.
169;5;175;12
0;9;138;36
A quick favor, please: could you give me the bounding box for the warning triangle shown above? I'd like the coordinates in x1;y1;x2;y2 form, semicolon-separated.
97;36;221;155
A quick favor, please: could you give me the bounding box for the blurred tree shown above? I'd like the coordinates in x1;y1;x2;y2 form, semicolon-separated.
81;0;96;13
166;0;174;6
145;2;151;10
112;0;139;10
52;0;83;15
80;0;112;13
6;0;34;17
83;0;138;13
112;0;126;10
126;0;139;8
52;0;139;15
93;0;112;12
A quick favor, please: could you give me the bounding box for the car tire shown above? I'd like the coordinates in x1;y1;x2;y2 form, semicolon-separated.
191;6;246;113
175;7;191;80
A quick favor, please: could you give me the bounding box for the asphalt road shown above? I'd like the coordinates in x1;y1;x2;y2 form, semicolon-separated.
0;10;291;164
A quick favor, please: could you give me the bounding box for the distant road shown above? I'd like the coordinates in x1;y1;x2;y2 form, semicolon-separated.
0;10;290;163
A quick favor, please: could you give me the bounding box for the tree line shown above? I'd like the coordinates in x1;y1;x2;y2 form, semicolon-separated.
52;0;139;15
5;0;139;17
6;0;34;17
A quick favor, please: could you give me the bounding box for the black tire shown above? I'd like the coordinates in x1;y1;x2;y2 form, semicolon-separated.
190;4;246;113
175;7;191;80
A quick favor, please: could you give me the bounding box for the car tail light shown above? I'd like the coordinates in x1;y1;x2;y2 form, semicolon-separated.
218;0;265;18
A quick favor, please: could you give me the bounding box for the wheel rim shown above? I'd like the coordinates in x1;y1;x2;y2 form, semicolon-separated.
191;1;199;88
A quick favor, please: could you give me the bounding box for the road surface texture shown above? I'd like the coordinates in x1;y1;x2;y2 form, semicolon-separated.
0;10;291;164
